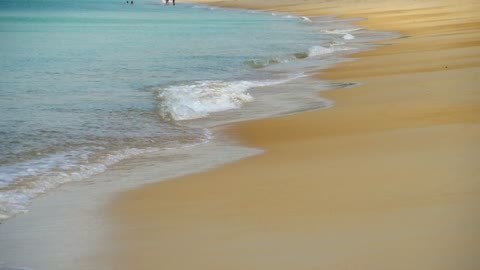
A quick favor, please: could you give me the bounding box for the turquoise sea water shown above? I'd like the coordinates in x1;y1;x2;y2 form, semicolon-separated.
0;0;382;220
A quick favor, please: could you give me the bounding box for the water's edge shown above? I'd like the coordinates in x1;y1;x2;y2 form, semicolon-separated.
0;4;402;270
0;3;397;222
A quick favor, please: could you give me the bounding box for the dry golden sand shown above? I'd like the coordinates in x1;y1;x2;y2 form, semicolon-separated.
106;1;480;269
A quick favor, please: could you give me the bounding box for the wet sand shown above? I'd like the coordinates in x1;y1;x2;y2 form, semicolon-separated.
107;1;480;269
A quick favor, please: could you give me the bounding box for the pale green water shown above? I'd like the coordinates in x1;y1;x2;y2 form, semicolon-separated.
0;0;382;220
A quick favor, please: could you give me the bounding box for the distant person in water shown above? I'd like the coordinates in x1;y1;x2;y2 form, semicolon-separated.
130;0;133;4
165;0;169;4
173;0;175;5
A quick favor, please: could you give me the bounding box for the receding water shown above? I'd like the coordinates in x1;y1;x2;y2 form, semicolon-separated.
0;0;394;220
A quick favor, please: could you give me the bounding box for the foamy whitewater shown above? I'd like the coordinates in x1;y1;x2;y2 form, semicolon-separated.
0;0;399;221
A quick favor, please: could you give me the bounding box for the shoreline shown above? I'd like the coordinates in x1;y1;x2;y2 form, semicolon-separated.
106;0;480;269
0;4;381;269
1;0;479;269
0;3;374;223
0;5;372;270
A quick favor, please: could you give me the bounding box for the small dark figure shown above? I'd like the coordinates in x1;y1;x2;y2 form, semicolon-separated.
130;0;133;4
165;0;169;5
172;0;175;5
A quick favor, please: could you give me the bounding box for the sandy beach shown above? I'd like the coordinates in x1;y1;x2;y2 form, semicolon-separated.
106;0;480;269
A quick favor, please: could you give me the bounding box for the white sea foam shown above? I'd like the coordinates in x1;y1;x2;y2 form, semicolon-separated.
343;33;355;40
301;16;312;22
0;147;162;220
324;28;362;40
324;28;362;34
270;12;306;21
281;14;312;23
157;77;302;121
308;44;356;57
308;28;361;57
157;81;254;121
308;46;335;56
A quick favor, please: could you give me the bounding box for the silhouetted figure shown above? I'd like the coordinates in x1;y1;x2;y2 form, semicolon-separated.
130;0;133;4
165;0;169;5
173;0;175;5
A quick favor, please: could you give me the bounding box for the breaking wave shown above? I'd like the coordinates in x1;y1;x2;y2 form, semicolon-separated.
156;76;304;121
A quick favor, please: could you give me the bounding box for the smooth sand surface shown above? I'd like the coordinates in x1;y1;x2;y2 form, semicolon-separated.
106;1;480;269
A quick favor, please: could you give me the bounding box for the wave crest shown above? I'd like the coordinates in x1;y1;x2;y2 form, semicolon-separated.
308;46;335;57
157;80;259;121
157;76;305;121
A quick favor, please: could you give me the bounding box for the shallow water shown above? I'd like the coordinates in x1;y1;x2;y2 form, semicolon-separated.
0;2;405;269
0;0;399;220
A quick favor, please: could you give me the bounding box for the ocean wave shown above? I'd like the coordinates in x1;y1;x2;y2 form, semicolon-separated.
308;46;336;57
342;33;355;40
0;146;166;220
324;28;362;34
301;16;313;22
244;60;268;69
244;57;283;69
157;80;256;121
190;5;220;11
268;12;311;22
0;124;215;221
157;76;304;121
307;44;355;57
324;28;362;40
293;52;309;59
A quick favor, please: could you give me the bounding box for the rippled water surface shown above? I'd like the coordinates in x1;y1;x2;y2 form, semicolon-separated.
0;0;374;219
